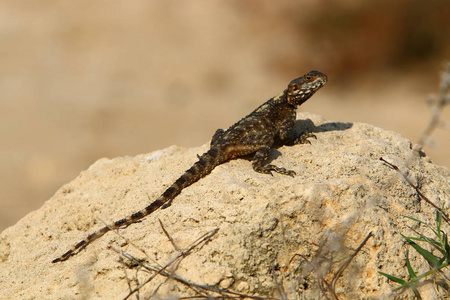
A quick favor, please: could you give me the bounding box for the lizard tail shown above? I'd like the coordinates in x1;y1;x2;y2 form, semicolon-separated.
52;148;223;263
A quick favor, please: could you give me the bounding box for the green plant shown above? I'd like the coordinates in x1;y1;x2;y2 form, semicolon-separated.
379;209;450;298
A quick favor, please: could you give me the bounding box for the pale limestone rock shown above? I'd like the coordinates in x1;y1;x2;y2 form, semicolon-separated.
0;113;449;299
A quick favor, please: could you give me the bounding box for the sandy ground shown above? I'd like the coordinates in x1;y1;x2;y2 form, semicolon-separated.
0;1;448;231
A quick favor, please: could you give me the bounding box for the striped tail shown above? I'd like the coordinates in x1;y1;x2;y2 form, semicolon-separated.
52;148;223;263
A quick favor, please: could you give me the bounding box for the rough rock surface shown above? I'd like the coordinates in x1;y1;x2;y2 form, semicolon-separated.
0;113;449;299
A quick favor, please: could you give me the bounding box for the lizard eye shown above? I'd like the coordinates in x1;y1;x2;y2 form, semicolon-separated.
304;75;313;82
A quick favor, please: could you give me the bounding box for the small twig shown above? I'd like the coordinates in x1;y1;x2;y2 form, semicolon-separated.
119;228;220;300
289;241;333;298
319;232;373;299
380;157;450;224
270;258;288;300
113;225;275;299
289;233;372;300
118;254;139;299
114;248;274;300
158;218;182;251
329;232;373;291
417;63;450;147
105;216;163;270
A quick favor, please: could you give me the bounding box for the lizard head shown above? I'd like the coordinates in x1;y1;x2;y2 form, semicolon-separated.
286;70;328;107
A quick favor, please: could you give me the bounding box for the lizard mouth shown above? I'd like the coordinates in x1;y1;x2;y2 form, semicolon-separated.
289;77;327;105
304;79;327;92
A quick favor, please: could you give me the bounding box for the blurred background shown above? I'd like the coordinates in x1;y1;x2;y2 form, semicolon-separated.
1;0;449;231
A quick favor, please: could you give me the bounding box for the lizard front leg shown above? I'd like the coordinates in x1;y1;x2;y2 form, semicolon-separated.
278;117;316;146
281;130;316;145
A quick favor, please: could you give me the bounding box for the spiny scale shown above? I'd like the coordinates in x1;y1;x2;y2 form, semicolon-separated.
52;70;327;263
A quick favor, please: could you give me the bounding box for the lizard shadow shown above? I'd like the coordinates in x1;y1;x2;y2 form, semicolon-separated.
294;118;353;135
267;118;353;162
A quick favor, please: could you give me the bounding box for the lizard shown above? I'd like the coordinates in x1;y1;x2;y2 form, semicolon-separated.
52;70;328;263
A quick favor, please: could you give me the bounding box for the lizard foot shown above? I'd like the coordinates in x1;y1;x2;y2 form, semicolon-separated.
255;164;296;177
295;131;316;145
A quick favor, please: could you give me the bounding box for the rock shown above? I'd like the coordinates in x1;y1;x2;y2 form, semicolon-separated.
0;113;449;299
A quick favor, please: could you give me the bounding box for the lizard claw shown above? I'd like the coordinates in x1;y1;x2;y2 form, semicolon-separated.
285;170;296;177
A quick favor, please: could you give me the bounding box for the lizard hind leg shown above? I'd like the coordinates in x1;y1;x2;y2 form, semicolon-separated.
210;129;225;146
252;144;296;177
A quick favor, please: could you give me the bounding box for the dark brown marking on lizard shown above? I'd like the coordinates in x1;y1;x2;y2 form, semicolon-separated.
52;70;328;263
